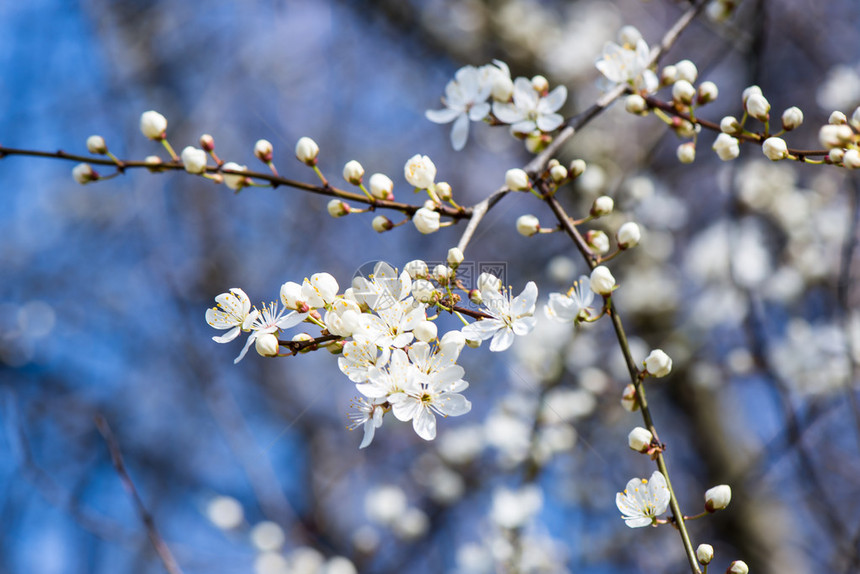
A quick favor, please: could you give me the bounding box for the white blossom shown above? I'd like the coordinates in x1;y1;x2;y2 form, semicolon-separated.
404;154;436;189
595;34;658;93
462;282;538;352
140;110;167;139
545;275;595;323
233;302;308;364
616;470;670;527
627;427;653;452
426;65;492;151
295;137;319;165
617;222;641;249
644;349;673;377
589;266;616;296
181;146;207;174
206;288;254;343
492;77;567;135
348;397;385;449
705;484;732;511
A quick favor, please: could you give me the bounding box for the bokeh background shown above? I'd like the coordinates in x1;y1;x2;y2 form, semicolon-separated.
2;1;860;573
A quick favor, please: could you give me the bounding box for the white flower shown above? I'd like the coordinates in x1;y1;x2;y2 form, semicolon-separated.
357;348;417;399
492;77;567;135
644;349;672;377
324;297;362;337
762;137;788;161
301;272;339;308
461;281;538;352
713;133;740;161
140;110;167;140
206;288;254;343
545;275;595;323
477;272;502;292
413;207;440;234
480;60;513;102
348;397;385;449
627;427;653;452
616;470;670;527
782;106;803;131
358;298;426;349
221;162;248;191
338;339;389;383
595;36;658;93
426;65;492;151
233;302;308;363
704;484;732;512
295;137;319;165
352;261;412;311
388;347;471;441
369;173;394;200
72;163;98;184
181;146;208;174
505;168;530;191
413;321;438;343
589;266;616;296
404;154;436;189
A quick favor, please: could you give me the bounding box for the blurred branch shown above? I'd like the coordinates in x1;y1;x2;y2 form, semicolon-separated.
94;415;184;574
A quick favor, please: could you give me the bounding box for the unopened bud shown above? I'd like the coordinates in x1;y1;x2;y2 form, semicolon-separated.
343;160;364;185
371;215;393;232
569;159;587;178
617;222;641;249
295;137;319;165
447;247;464;268
672;80;696;105
697;81;718;104
531;75;549;94
843;149;860;169
469;289;482;305
829;111;847;125
762;137;788;161
86;135;107;154
660;65;678;86
590;265;616;296
696;544;714;565
781;106;804;131
414;321;438;343
677;142;696;164
586;230;610;254
221;162;249;191
516;214;540;237
550;164;568;182
404;259;428;279
745;93;770;121
627;427;653;452
621;384;640;412
140;110;167;140
199;133;215;151
435;181;453;202
644;349;672;377
591;195;614;217
720;115;742;135
412;280;436;303
705;484;732;512
505;168;531;191
72;163;98;184
625;94;648;115
254;139;273;163
674;59;698;83
181;146;208;174
255;333;280;357
369;173;394;200
727;560;749;574
327;199;351;218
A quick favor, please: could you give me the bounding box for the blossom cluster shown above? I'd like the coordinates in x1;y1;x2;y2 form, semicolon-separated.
426;60;567;151
205;260;539;448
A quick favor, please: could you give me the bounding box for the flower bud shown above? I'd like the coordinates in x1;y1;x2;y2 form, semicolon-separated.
86;135;107;154
144;155;163;171
713;133;740;161
727;560;749;574
745;93;770;121
181;146;208;174
368;173;394;200
468;289;482;305
590;266;616;296
829;148;845;164
676;142;696;164
292;332;314;353
414;320;438;343
569;159;587;178
254;139;273;163
343;160;364;185
516;214;540;237
140;110;167;140
433;264;452;284
371;215;393;232
781;106;804;131
697;81;719;104
477;272;502;292
762;137;788;161
705;484;732;512
586;230;610;254
72;163;98;184
720;115;742;135
295;137;319;165
627;427;653;452
660;65;678;85
591;195;614;217
531;75;549;93
404;259;428;279
221;162;249;191
505;168;530;191
829;110;847;125
447;247;464;268
199;134;215;151
742;85;762;104
674;59;698;83
550;164;568;182
255;333;280;357
843;149;860;169
412;279;436;303
413;207;440;234
852;106;860;130
327;199;351;218
621;384;640;412
625;94;648;115
644;349;672;377
819;124;853;148
675;119;697;139
404;154;436;189
435;181;453;202
617;222;641;249
672;80;696;105
696;544;714;565
618;25;642;47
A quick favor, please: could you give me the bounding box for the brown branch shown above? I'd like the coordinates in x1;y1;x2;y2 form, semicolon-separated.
94;415;184;574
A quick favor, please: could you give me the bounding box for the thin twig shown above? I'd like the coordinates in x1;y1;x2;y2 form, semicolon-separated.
94;415;184;574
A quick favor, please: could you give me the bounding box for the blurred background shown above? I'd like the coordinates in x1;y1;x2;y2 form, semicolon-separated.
2;1;860;572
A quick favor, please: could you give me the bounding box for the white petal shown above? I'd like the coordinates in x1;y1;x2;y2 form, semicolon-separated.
511;282;538;316
536;113;564;132
492;102;523;124
488;328;515;352
212;326;241;343
412;408;437;440
450;113;470;151
541;85;568;113
512;315;536;336
426;108;461;124
468;102;491;121
233;333;256;364
435;393;471;417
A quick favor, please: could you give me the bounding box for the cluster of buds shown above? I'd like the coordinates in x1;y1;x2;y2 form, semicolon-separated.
820;106;860;168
